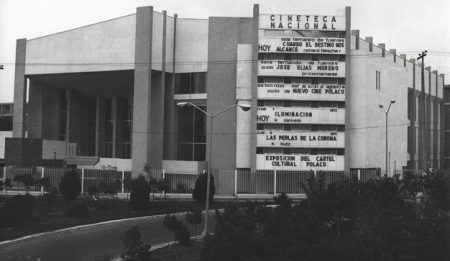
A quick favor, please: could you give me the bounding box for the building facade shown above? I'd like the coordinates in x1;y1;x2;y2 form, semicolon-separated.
10;5;445;192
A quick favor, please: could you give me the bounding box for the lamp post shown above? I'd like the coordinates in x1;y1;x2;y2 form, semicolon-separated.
176;100;251;236
379;100;395;176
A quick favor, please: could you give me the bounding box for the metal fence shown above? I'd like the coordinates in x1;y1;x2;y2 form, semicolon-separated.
0;166;413;196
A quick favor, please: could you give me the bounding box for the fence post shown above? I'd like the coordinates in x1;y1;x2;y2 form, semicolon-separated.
3;166;6;193
162;169;165;179
81;168;85;194
121;169;125;194
273;170;277;195
357;169;361;181
40;167;45;195
314;170;317;179
234;169;238;196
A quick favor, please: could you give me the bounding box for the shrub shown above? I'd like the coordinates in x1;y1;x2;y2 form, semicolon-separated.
192;172;215;204
0;194;34;226
163;215;191;246
106;180;122;195
176;182;188;194
14;174;35;191
129;176;150;211
0;178;11;191
36;177;51;190
88;185;100;196
185;210;202;234
121;226;151;261
59;169;81;202
67;200;89;218
99;181;108;194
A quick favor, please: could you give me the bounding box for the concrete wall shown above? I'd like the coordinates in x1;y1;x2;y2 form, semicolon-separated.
26;80;44;138
349;34;444;171
207;17;253;175
0;131;13;159
5;138;43;166
152;12;164;72
175;19;208;73
236;44;253;168
13;39;27;138
348;36;409;171
25;14;136;74
42;139;66;160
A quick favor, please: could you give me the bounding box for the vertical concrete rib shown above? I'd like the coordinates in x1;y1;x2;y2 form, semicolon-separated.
164;13;178;160
344;6;351;173
132;6;153;175
250;4;259;173
65;89;71;143
13;39;27;138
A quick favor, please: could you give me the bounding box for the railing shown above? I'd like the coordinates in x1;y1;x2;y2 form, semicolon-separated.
0;166;419;197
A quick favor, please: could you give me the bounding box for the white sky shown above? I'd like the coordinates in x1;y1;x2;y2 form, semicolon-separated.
1;0;449;103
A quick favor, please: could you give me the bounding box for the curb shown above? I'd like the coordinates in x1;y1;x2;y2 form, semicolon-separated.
0;211;196;248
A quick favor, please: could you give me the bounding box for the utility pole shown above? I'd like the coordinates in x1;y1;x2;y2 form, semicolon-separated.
417;50;427;170
379;101;395;176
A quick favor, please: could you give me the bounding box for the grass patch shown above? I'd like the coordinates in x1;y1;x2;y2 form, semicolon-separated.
0;196;266;242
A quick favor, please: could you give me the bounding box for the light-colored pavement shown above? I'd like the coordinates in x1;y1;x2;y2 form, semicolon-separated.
0;212;215;261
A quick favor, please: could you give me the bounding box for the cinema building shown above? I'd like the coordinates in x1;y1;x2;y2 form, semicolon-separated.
9;5;445;194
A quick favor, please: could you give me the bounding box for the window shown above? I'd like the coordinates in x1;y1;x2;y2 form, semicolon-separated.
0;116;12;131
58;91;67;141
177;106;206;161
175;72;207;94
104;99;113;158
376;71;381;90
122;98;133;159
87;99;96;156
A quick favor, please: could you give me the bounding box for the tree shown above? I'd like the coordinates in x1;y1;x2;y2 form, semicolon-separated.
192;172;215;204
163;215;191;246
185;210;202;234
128;176;150;211
59;169;81;201
121;226;151;261
201;174;450;261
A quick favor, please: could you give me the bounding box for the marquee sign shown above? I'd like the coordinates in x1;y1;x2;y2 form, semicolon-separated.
258;60;345;77
259;14;346;31
257;131;344;148
258;37;345;54
257;83;345;101
257;107;345;124
256;154;344;171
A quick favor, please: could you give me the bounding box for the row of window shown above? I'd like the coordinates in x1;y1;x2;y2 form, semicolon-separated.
257;147;345;155
175;72;207;94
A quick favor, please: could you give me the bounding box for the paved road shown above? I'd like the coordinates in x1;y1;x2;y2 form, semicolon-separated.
0;212;216;261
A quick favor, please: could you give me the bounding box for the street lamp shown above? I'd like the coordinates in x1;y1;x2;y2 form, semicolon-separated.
378;100;395;176
176;100;251;236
